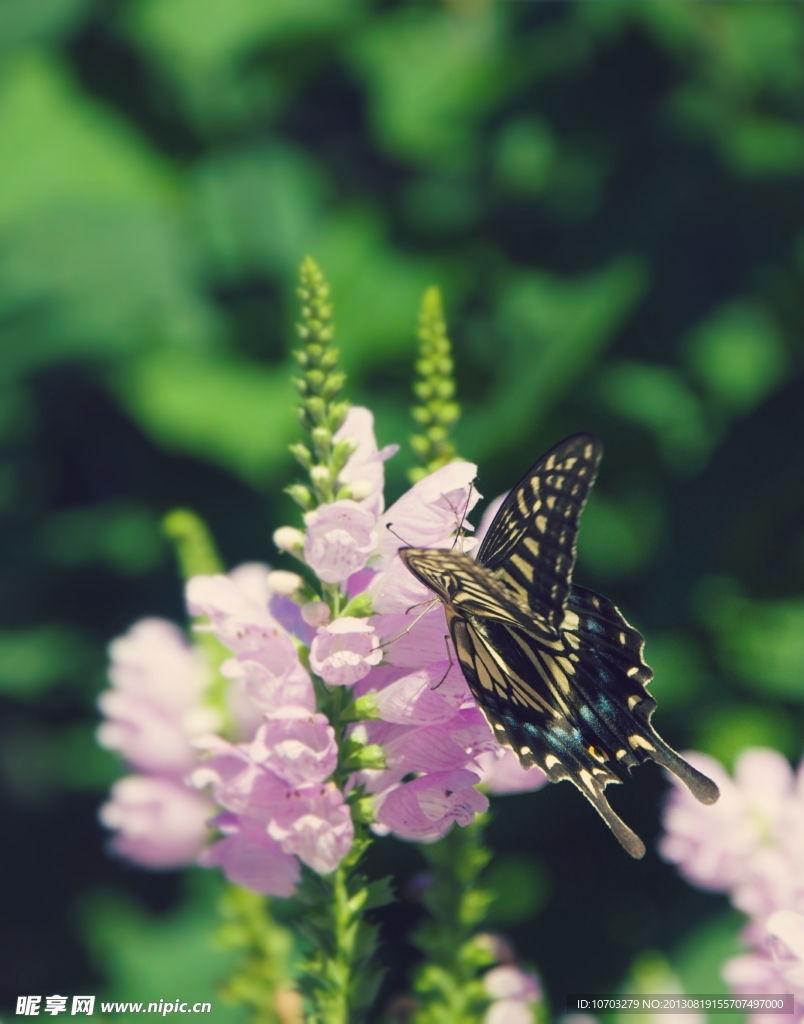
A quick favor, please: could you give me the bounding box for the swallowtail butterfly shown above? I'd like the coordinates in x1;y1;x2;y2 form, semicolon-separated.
399;434;719;859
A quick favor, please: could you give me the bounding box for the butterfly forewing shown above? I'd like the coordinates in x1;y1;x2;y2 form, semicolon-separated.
476;434;603;626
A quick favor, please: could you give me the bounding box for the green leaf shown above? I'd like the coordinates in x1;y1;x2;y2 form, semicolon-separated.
462;256;647;459
684;301;787;413
0;625;93;697
362;877;396;912
112;350;298;486
697;579;804;700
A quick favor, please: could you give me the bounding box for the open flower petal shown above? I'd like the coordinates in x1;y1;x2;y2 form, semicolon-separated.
310;617;382;686
376;768;488;841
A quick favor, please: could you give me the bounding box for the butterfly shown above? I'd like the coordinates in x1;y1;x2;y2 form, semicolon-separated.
399;433;719;859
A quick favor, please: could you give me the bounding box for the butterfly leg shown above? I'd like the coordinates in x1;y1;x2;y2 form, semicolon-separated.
379;598;439;650
431;634;454;691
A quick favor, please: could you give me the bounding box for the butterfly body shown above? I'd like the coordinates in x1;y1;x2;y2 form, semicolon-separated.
399;434;719;859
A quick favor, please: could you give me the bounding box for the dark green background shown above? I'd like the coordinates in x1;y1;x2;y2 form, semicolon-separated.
1;0;803;1020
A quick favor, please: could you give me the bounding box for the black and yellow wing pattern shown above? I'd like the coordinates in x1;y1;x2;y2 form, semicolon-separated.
399;433;719;859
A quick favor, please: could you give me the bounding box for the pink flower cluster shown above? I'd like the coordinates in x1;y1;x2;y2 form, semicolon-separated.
661;749;804;1021
97;407;546;894
483;964;542;1024
96;619;217;867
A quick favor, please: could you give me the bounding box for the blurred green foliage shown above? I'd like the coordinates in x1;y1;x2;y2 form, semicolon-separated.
1;0;803;1018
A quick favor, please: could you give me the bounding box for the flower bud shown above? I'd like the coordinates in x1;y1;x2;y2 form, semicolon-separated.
311;426;331;457
273;526;305;552
305;396;326;424
331;438;357;473
301;601;331;627
322;372;346;399
310;465;331;487
348;479;374;501
285;484;314;510
266;570;303;596
328;401;350;432
289;443;313;470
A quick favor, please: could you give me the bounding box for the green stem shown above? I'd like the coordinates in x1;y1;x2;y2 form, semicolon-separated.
411;816;496;1024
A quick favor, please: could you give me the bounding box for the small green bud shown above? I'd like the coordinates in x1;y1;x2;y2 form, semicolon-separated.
305;396;326;423
341;591;374;618
350;797;376;824
311;426;331;456
410;434;430;457
293;350;309;367
289;443;313;470
341;693;381;721
414;381;433;401
322;372;346;400
328;401;350;432
345;743;387;771
320;347;339;370
436;403;460;426
285;483;315;510
310;465;331;488
331;438;357;473
292;377;308;395
307;343;323;362
307;368;325;390
412;406;432;426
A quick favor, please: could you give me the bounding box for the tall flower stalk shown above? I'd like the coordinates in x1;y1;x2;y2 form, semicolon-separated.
95;258;547;1024
409;286;461;483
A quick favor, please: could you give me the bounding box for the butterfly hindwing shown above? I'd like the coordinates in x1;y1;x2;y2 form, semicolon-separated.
476;434;603;626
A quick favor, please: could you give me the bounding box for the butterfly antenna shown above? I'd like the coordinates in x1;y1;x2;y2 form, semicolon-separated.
386;522;414;548
447;479;477;553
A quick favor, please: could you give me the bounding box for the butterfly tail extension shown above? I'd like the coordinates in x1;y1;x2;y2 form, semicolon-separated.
645;734;720;805
560;768;646;860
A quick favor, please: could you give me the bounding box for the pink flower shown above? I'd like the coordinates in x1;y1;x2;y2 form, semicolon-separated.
484;966;542;1024
267;782;354;875
97;619;218;774
186;572;287;658
373;460;479;569
375;769;489;841
723;911;804;1024
191;739;354;876
303;501;377;584
368;662;468;725
310;617;382;685
99;776;211;868
660;749;804;924
379;719;480;775
248;708;338;786
334;407;398;516
475;748;549;795
221;640;314;742
199;812;300;896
